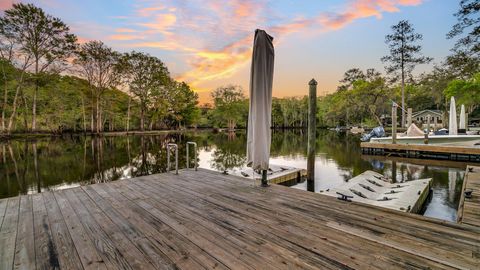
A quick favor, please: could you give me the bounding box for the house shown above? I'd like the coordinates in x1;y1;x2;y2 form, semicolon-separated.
412;109;444;129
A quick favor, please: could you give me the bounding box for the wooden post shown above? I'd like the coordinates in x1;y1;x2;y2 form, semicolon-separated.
426;114;431;133
466;113;469;130
407;108;412;128
434;116;438;131
307;79;317;192
392;161;397;183
392;103;397;144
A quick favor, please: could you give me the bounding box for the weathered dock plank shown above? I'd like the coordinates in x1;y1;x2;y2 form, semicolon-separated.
458;165;480;227
31;193;60;270
54;190;107;270
42;191;83;269
0;197;20;270
13;196;35;270
0;168;479;269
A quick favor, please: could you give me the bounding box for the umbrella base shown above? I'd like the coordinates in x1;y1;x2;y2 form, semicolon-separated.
261;169;269;187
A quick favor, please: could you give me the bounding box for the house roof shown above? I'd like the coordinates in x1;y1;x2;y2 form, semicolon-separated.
412;110;443;118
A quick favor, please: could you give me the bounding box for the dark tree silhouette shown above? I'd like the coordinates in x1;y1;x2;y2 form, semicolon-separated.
447;0;479;54
446;0;479;78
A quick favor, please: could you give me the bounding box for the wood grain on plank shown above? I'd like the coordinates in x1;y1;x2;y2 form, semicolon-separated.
32;193;60;270
13;196;35;270
42;191;83;270
54;190;107;270
82;185;176;270
93;182;227;270
459;166;480;228
0;197;20;270
72;187;156;269
63;188;133;270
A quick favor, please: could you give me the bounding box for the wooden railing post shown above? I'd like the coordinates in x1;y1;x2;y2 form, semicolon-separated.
307;79;317;192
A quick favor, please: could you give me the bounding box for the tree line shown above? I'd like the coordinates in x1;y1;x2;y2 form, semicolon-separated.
0;3;199;135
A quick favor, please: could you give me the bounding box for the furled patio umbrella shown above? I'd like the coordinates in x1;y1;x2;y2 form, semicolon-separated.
459;104;466;130
246;29;275;187
449;96;457;135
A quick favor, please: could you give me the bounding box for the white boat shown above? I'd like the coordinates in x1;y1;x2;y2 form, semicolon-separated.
370;135;480;145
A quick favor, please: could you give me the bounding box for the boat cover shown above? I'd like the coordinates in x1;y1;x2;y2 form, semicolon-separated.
406;123;424;137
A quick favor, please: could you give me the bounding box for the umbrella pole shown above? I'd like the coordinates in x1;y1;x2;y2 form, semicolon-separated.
261;169;268;187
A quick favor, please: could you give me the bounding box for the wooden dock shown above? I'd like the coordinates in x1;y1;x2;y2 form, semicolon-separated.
457;165;480;227
361;142;480;162
226;164;307;185
1;169;479;269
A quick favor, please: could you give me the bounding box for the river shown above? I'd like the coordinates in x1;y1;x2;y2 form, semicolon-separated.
0;130;467;222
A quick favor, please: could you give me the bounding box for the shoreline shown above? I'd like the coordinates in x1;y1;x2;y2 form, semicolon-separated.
0;129;201;140
0;126;399;141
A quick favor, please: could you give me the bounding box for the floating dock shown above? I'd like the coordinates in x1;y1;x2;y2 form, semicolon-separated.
457;165;480;227
361;142;480;162
0;169;478;269
226;164;306;185
321;171;432;213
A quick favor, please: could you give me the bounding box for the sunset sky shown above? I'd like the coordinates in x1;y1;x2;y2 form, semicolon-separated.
2;0;459;103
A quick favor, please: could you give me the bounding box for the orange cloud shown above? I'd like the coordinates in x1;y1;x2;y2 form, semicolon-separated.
139;13;176;33
108;34;145;41
116;28;137;33
136;6;167;17
176;36;253;85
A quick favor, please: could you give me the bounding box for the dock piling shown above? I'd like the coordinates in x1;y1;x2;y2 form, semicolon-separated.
407;108;412;128
392;103;397;144
307;79;317;192
426;114;431;133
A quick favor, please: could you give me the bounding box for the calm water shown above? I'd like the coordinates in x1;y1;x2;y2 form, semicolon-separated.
0;130;467;221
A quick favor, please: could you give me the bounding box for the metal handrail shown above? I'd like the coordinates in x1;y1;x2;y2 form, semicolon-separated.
166;143;178;174
186;142;198;171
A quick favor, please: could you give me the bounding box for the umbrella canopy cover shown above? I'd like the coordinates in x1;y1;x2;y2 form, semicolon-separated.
449;96;457;135
246;29;275;170
459;104;466;130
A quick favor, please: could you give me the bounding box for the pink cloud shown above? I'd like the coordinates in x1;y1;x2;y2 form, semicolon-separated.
108;34;145;41
0;1;12;11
